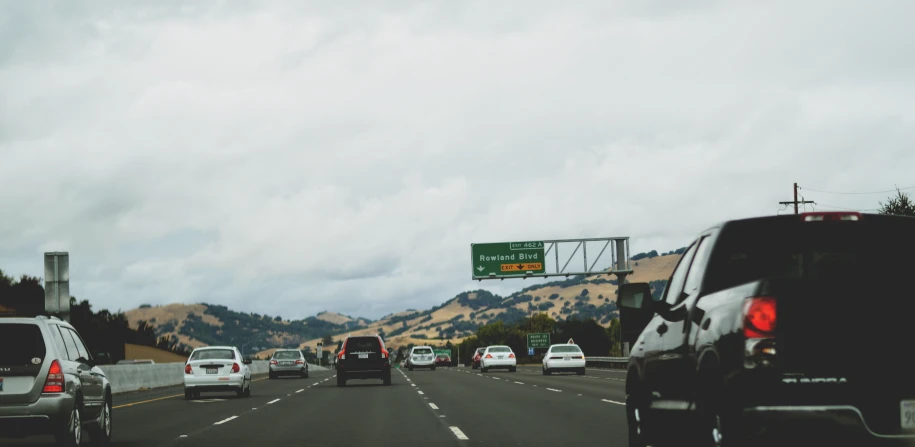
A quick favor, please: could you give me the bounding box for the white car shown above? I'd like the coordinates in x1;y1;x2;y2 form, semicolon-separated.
542;343;586;375
407;346;436;371
480;345;516;373
183;346;252;399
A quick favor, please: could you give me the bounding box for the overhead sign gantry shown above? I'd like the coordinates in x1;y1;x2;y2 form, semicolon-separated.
470;237;633;281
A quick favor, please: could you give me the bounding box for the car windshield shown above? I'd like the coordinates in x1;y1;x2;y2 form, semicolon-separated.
0;324;46;367
273;351;300;360
413;348;432;355
551;346;582;353
190;349;235;360
488;347;511;353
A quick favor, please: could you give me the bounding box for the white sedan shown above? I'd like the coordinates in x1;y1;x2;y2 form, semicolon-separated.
480;345;516;373
542;344;586;375
183;346;253;399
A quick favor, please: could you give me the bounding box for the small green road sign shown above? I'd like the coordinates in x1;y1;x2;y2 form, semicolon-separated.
471;241;546;278
527;333;551;348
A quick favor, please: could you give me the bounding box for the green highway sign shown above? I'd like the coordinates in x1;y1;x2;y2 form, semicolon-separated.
471;241;546;278
527;333;551;348
433;349;451;357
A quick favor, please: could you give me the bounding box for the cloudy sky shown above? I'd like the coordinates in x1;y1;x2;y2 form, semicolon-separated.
2;0;913;320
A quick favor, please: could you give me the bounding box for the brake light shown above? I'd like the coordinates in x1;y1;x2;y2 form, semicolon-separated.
270;359;278;365
232;363;240;373
744;296;777;338
338;339;348;360
801;212;861;222
508;353;515;359
43;360;64;393
295;359;304;365
485;354;493;359
381;349;388;359
185;364;193;374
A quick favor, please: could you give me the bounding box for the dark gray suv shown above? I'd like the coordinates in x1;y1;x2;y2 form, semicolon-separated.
0;315;112;445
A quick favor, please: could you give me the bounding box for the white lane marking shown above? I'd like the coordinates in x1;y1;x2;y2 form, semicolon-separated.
252;407;257;410
179;435;188;438
514;381;524;385
440;415;446;417
267;399;281;404
418;391;425;395
411;384;417;387
214;416;237;425
313;383;320;386
578;394;583;396
429;403;439;410
602;399;625;405
296;389;304;393
546;388;562;392
449;426;469;440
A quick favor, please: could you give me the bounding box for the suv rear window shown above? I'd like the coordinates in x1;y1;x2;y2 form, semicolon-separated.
345;337;381;352
551;346;582;353
0;324;46;366
412;348;432;355
190;349;235;360
273;351;301;360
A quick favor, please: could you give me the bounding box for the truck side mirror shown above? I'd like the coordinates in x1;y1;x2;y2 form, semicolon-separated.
619;283;656;347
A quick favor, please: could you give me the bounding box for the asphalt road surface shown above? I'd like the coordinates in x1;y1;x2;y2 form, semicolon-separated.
6;367;630;446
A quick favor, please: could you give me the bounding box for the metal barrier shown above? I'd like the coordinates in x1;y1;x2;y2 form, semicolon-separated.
584;356;628;370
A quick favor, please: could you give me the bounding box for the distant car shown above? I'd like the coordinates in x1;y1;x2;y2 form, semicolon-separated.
480;345;516;373
269;349;308;379
471;348;485;369
434;354;451;367
0;315;113;445
183;346;252;399
336;335;391;387
542;344;585;375
407;346;436;371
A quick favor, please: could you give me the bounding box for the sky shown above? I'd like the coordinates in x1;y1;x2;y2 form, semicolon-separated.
2;0;914;321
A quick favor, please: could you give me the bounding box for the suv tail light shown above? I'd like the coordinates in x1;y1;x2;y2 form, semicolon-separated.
381;349;388;359
295;359;304;365
232;363;241;373
801;211;861;222
338;339;348;360
508;353;515;359
185;364;193;375
43;360;64;393
485;354;493;359
270;359;278;365
744;296;776;338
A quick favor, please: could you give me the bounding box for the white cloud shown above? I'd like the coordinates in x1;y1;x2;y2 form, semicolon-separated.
1;0;914;319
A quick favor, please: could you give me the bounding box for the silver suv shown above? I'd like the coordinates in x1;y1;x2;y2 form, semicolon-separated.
0;315;112;445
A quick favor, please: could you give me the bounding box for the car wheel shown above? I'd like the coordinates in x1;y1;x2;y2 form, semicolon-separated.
409;366;413;371
510;367;516;372
431;366;436;371
337;374;347;387
383;372;392;386
268;372;275;380
244;380;252;397
577;368;585;376
88;394;112;445
626;382;650;447
55;398;82;447
184;388;193;400
480;366;487;373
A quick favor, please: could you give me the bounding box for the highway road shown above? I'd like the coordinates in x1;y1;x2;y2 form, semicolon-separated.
5;367;629;446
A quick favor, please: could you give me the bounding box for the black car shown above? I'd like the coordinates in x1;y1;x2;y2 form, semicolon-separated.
336;335;391;387
620;212;915;446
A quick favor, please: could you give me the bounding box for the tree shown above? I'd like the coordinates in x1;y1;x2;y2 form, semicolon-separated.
879;188;915;217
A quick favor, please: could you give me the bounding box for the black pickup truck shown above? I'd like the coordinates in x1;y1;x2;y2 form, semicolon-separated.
619;212;915;446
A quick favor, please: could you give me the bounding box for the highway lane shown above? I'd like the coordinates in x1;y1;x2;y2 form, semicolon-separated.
5;367;630;446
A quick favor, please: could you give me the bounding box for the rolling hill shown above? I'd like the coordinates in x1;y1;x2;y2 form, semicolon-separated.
124;250;681;358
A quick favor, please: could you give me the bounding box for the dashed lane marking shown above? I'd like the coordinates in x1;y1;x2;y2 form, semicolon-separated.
267;399;281;404
450;426;470;441
602;399;625;405
418;391;425;395
429;403;439;410
214;416;237;425
546;388;562;392
296;389;304;393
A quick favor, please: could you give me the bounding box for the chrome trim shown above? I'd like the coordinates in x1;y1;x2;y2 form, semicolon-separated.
746;405;915;439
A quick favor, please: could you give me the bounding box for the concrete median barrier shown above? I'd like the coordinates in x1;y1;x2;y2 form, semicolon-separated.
101;361;330;394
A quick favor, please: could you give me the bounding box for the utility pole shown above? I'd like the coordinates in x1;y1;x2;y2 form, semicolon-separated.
779;182;815;214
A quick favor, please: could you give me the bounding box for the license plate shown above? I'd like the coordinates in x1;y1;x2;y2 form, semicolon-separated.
902;400;915;428
206;368;218;375
498;356;504;359
359;354;368;359
282;361;291;365
563;356;571;361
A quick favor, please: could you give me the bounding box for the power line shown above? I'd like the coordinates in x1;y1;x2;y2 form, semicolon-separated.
799;185;915;195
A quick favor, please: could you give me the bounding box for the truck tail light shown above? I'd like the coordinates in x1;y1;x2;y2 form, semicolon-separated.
801;212;861;222
744;296;776;339
43;360;64;393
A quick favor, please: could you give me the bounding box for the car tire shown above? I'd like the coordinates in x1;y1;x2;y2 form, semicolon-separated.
337;374;347;387
268;373;275;380
409;366;414;371
87;394;112;445
577;368;585;376
431;366;436;371
244;380;252;397
55;398;83;447
383;372;392;386
184;388;193;400
480;366;487;373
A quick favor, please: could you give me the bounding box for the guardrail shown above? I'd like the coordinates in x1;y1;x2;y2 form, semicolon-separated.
100;361;330;394
584;356;628;370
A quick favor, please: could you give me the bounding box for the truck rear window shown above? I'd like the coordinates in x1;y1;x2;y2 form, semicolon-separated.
705;217;915;293
0;324;46;366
